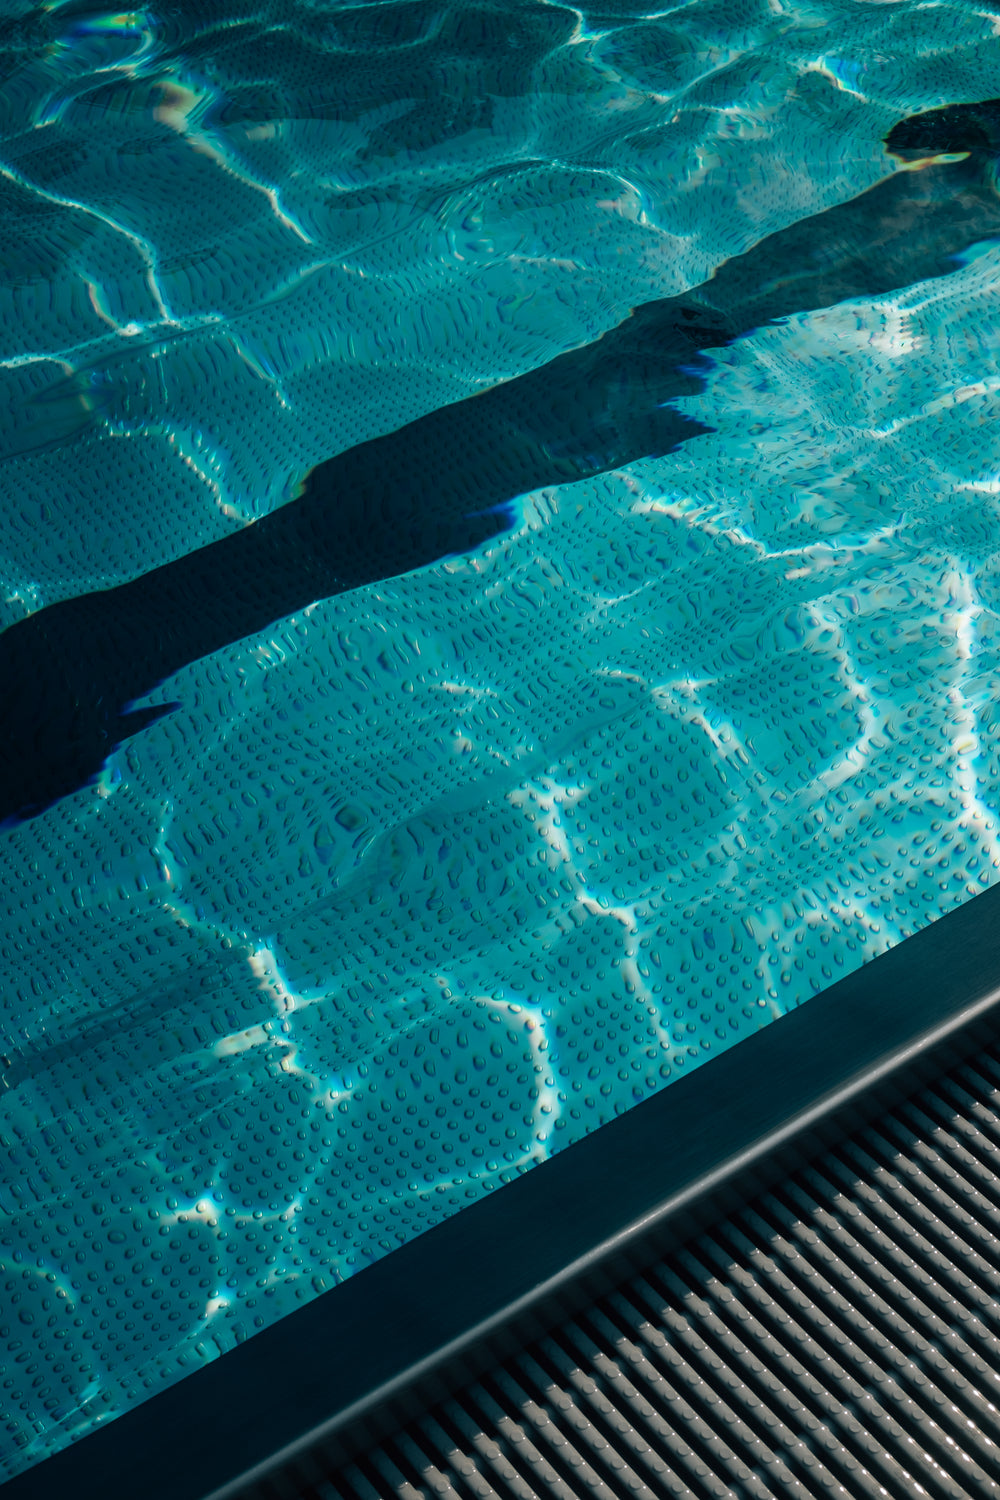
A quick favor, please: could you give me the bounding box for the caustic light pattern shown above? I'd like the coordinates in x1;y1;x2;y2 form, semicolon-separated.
2;0;1000;1477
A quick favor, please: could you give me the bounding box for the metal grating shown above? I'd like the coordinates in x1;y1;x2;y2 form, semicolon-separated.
306;1043;1000;1500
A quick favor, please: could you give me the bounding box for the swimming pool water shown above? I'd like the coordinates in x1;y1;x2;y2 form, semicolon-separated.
2;0;1000;1479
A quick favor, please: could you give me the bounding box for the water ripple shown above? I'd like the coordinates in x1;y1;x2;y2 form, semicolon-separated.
3;0;1000;1476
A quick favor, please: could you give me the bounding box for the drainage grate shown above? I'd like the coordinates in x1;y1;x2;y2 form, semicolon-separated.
313;1046;1000;1500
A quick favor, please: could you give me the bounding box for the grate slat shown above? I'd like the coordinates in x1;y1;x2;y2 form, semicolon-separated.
291;1039;1000;1499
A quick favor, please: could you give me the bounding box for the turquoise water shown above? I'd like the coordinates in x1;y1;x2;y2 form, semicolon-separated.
2;0;1000;1478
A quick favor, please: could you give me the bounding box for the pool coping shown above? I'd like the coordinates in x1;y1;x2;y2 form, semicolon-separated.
4;880;1000;1499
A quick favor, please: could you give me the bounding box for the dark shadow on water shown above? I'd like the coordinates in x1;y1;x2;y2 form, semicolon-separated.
2;99;1000;826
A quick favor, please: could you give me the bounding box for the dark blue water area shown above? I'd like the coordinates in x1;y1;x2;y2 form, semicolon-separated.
2;0;1000;1477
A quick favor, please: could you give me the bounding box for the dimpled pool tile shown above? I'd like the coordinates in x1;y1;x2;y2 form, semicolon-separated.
3;0;1000;1481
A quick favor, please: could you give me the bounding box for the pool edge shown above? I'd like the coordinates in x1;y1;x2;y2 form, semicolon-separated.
4;881;1000;1499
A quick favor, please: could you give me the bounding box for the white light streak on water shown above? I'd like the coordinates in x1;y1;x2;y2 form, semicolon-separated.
652;676;747;762
472;992;563;1163
152;72;313;245
940;567;1000;870
0;164;180;324
508;774;589;870
154;1195;225;1232
577;892;677;1058
807;602;884;792
201;1292;233;1321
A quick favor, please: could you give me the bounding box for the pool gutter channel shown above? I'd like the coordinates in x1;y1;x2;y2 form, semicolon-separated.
4;881;1000;1500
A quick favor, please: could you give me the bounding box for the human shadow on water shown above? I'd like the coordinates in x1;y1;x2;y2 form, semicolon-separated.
2;99;1000;827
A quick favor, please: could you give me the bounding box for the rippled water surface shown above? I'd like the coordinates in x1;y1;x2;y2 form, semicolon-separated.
3;0;1000;1477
